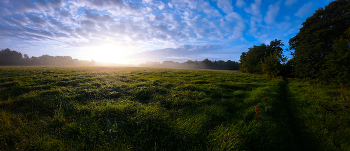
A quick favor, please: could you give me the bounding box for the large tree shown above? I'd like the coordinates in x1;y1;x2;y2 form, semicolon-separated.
240;39;285;75
322;29;350;83
288;0;350;79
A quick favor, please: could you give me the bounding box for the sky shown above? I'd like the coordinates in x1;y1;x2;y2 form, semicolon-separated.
0;0;333;64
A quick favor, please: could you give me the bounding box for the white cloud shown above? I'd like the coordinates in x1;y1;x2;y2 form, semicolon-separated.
236;0;245;7
217;0;233;14
168;3;173;8
264;1;280;24
209;21;222;36
244;0;261;16
172;0;198;9
199;0;221;17
244;0;262;34
142;0;153;3
2;0;289;64
158;2;165;10
225;12;245;39
295;2;313;18
285;0;297;6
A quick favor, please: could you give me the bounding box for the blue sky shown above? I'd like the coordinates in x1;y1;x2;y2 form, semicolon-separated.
0;0;333;64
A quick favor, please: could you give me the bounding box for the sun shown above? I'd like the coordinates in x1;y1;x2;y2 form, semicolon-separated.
88;44;130;64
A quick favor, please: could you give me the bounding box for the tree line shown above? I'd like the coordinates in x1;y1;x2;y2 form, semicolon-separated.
0;48;95;66
0;48;239;70
140;59;239;70
239;0;350;84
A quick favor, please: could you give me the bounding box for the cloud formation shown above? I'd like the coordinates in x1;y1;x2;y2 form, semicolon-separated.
264;1;281;24
0;0;332;64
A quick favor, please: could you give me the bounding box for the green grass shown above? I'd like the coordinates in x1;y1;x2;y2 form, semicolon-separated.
287;79;350;150
0;66;349;150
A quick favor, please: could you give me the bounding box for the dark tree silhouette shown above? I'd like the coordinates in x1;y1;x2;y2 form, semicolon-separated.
0;48;23;65
288;0;350;79
0;48;95;66
322;29;350;83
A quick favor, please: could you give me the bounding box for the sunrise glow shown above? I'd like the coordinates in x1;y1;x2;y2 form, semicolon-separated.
84;44;130;64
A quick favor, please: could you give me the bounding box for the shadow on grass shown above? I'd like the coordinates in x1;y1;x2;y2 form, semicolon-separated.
283;80;318;151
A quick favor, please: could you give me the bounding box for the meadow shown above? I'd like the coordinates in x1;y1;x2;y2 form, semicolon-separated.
0;66;349;150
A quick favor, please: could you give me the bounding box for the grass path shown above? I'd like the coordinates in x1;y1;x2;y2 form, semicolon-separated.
281;80;311;150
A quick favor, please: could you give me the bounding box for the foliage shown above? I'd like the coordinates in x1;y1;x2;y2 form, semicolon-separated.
261;50;282;78
0;48;95;66
239;39;285;76
288;0;350;79
322;29;350;83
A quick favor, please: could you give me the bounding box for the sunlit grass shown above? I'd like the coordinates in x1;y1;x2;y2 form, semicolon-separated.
0;66;349;150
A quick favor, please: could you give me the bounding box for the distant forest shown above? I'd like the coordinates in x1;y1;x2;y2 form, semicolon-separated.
0;48;239;70
140;59;239;70
0;48;95;66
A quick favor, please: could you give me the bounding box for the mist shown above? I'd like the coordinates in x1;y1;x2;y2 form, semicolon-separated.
139;59;239;70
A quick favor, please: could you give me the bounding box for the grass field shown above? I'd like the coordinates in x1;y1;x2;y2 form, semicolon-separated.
0;66;349;150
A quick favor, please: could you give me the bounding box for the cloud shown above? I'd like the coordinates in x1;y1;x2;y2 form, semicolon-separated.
285;0;297;6
168;3;173;8
126;44;223;62
58;9;72;18
80;20;96;29
0;0;64;16
26;14;47;26
172;0;198;9
225;12;245;39
84;10;115;23
244;0;262;16
216;0;233;14
158;2;165;10
142;0;153;3
77;0;142;15
2;15;30;26
264;1;281;24
236;0;245;7
245;0;262;33
78;0;124;10
295;2;313;18
0;0;310;64
199;0;221;17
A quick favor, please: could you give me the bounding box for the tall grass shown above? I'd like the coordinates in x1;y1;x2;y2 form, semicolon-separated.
0;66;348;150
287;79;350;150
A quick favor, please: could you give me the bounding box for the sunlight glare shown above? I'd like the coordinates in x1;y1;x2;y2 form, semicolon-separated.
89;44;130;64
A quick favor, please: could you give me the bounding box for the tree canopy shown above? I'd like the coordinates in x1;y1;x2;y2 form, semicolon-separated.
288;0;350;79
239;39;286;77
